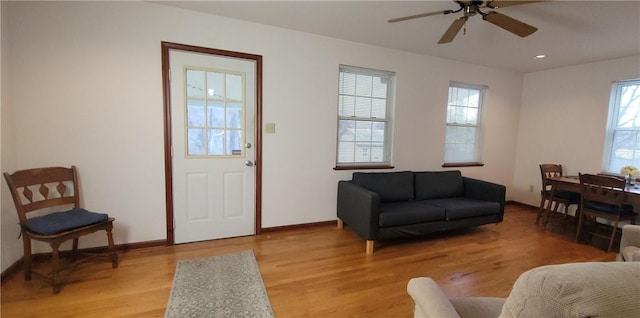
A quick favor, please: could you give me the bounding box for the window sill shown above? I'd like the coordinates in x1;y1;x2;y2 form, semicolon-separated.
442;162;484;168
334;165;395;171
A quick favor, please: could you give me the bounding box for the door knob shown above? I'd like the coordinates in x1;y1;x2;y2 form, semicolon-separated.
245;160;254;167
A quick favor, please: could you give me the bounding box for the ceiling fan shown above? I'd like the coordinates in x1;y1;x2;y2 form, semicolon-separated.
388;0;542;44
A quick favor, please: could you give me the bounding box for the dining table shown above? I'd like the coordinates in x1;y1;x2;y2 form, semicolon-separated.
546;175;640;207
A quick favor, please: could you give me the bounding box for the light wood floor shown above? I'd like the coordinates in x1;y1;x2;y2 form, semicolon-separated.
1;204;616;317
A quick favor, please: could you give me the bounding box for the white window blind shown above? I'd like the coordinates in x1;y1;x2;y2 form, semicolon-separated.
336;65;394;166
444;82;486;164
604;79;640;172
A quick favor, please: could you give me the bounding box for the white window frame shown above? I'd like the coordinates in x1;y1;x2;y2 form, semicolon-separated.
336;65;395;168
603;79;640;173
444;81;486;165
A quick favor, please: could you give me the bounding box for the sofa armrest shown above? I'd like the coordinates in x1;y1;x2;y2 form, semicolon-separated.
407;278;461;318
463;177;506;221
337;180;380;240
620;224;640;249
618;224;640;261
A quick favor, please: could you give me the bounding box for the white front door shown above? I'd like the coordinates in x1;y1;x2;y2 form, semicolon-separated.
170;49;256;244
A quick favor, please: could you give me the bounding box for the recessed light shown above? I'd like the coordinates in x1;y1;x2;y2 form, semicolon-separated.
534;54;547;59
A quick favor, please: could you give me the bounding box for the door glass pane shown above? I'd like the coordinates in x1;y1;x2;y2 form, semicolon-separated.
207;101;224;128
226;102;243;129
226;130;243;155
186;70;205;98
208;129;225;155
206;72;224;100
187;100;205;127
188;128;206;155
226;74;243;102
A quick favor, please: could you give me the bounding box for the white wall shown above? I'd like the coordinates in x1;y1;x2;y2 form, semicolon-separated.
512;56;640;207
0;1;523;271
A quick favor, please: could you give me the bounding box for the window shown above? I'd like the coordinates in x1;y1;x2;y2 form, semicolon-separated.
336;65;394;167
185;68;245;157
604;79;640;173
444;82;486;165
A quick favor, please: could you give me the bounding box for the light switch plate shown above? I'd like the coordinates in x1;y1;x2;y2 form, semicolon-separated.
265;123;276;134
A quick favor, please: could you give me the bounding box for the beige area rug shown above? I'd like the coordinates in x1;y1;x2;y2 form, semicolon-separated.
165;250;275;318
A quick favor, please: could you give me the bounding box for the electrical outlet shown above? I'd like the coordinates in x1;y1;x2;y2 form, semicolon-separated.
529;185;534;192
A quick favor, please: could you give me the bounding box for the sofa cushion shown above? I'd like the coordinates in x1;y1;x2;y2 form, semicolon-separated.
426;198;499;220
414;171;464;200
378;201;445;227
499;262;640;318
352;171;414;202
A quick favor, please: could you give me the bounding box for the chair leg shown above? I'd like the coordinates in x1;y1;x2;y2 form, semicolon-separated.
561;205;571;231
50;242;62;294
576;211;585;242
22;236;32;281
608;219;621;253
106;224;118;268
71;238;79;262
537;197;547;225
337;218;344;229
544;201;560;227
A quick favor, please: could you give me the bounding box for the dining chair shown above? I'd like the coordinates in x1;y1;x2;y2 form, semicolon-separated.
537;164;580;228
3;166;118;293
576;173;637;252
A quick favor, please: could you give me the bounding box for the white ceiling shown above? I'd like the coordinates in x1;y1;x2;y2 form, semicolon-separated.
156;0;640;73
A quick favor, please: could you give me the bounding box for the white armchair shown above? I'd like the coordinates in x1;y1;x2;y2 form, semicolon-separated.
617;224;640;261
407;262;640;318
407;277;504;318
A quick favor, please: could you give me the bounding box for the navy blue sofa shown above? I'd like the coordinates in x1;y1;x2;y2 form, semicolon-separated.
337;170;506;253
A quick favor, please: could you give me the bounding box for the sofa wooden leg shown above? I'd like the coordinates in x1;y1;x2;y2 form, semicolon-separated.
365;240;374;254
337;218;344;229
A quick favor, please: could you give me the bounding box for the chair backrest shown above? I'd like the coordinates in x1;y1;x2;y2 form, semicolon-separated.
3;166;80;224
539;164;564;191
579;173;627;207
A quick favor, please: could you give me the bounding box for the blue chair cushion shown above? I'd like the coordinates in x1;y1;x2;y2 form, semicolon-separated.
542;190;580;202
25;208;109;235
584;201;634;215
553;190;581;202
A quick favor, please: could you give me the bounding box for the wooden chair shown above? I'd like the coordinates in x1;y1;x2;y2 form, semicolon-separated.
576;173;637;252
3;166;118;293
537;164;580;228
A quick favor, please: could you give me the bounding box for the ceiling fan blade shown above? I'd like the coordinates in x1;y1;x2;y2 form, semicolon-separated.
486;1;544;9
482;11;537;37
388;10;450;23
438;16;468;44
